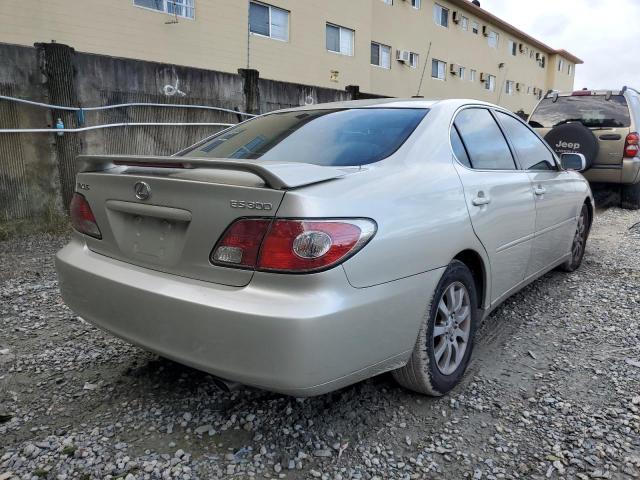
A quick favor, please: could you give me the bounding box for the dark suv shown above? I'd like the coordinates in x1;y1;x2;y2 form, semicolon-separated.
529;87;640;209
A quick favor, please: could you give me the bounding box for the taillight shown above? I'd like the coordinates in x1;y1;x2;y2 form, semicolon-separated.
70;193;102;239
210;219;376;273
624;132;639;158
210;219;271;269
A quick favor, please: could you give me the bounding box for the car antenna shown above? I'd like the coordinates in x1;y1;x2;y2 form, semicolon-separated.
415;41;433;97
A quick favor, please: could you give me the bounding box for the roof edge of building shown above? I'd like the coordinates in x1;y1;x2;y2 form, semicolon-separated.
449;0;584;65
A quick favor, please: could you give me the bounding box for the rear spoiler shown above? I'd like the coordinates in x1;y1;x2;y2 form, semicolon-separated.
77;155;346;190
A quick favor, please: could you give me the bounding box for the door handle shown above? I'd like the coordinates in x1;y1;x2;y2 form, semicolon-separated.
599;134;622;141
534;186;546;196
472;194;491;206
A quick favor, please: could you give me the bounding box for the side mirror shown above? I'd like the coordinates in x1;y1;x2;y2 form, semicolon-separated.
560;153;587;172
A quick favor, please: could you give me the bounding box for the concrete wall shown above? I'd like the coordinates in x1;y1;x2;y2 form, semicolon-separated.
0;0;580;114
0;42;350;222
0;45;61;221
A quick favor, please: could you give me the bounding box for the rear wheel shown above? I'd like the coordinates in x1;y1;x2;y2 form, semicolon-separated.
621;183;640;210
559;204;590;272
393;260;478;396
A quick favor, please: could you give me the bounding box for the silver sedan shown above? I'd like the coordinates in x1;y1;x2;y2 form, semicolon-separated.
55;99;593;396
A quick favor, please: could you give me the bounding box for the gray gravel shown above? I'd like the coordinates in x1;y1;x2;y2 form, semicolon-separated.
1;207;639;479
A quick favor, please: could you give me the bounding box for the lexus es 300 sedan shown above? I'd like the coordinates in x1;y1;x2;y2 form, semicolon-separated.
55;99;593;396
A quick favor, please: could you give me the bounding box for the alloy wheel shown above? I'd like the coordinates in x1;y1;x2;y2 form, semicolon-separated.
432;281;471;376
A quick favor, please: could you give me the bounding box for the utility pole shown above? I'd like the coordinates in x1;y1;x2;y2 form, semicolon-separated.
246;1;251;68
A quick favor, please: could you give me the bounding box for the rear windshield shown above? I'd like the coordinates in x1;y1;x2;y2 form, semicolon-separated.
529;95;631;129
182;108;429;166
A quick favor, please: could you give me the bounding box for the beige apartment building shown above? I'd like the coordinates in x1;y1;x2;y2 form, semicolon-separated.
0;0;582;113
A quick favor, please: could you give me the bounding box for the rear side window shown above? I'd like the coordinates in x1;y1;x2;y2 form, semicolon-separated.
454;108;516;170
529;95;631;128
450;126;471;167
183;108;429;167
496;112;555;170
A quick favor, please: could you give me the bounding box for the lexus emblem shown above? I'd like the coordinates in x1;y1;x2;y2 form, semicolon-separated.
134;181;151;200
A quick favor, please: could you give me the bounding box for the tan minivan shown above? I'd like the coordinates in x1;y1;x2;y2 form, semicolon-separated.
529;87;640;209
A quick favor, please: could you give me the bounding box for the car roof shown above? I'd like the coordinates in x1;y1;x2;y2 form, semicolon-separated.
550;89;636;97
275;98;499;112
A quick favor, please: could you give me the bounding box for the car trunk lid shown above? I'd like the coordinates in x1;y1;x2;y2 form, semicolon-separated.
75;155;346;287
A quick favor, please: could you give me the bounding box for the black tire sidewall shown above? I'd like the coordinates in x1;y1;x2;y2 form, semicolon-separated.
622;183;640;210
544;123;599;169
425;261;478;394
569;204;590;270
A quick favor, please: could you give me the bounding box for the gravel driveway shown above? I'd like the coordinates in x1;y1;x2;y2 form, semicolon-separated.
1;208;639;480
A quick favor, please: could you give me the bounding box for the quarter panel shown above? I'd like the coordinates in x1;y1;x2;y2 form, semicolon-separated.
276;155;477;288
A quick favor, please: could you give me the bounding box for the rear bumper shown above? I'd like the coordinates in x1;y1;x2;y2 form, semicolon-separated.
55;237;443;396
584;157;640;185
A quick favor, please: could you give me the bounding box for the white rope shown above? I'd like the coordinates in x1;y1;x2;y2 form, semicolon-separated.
0;94;257;117
0;122;234;133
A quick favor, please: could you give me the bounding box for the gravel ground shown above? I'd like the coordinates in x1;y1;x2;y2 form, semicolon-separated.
1;207;639;480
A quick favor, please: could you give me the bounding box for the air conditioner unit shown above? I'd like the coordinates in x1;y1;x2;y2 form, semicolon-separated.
452;11;460;23
450;63;460;75
396;49;411;63
480;72;487;82
482;25;489;36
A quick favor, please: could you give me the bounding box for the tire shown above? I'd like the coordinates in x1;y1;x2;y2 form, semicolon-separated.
543;123;599;169
621;183;640;210
559;204;590;272
393;260;478;396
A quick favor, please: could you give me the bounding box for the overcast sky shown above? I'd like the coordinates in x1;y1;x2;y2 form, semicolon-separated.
481;0;639;90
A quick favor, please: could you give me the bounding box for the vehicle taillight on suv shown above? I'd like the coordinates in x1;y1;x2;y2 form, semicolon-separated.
211;218;376;273
624;132;639;158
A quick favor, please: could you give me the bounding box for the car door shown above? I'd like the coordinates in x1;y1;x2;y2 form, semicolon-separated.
494;111;578;276
451;107;536;304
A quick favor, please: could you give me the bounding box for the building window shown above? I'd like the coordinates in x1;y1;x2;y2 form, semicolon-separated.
431;59;446;80
461;16;469;31
470;69;477;82
409;52;419;68
371;42;391;69
249;2;289;41
381;0;393;4
527;86;532;95
134;0;194;18
458;66;466;79
326;23;354;56
530;50;535;59
505;80;515;95
539;55;546;68
484;74;496;91
568;64;573;75
471;21;479;34
508;40;517;56
488;31;499;48
433;4;449;27
411;0;421;9
558;59;565;72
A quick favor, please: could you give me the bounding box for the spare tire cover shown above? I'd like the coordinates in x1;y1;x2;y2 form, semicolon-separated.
544;123;599;169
